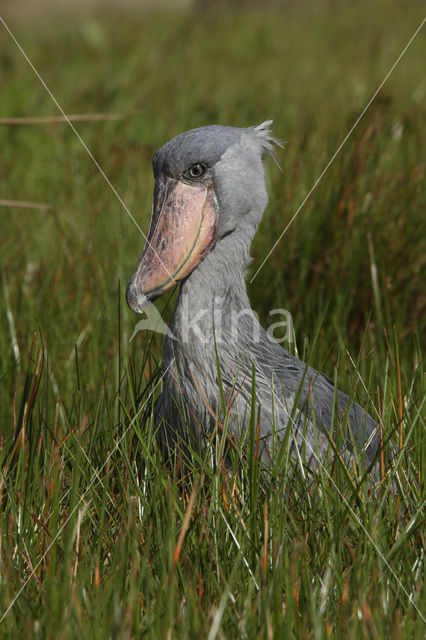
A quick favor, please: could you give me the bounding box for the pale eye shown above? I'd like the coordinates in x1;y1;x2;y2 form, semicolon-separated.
188;163;207;179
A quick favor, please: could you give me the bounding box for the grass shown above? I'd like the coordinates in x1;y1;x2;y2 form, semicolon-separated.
0;1;425;637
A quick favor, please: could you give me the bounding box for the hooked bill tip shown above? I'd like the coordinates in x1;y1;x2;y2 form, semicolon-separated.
126;280;150;313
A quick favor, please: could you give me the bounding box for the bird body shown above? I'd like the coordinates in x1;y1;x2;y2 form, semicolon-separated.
127;122;378;473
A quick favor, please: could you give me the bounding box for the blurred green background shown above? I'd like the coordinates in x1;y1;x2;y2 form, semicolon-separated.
0;1;424;637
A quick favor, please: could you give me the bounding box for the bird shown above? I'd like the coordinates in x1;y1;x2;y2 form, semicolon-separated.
126;122;379;478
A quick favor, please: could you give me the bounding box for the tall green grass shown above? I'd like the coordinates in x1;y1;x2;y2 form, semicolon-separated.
0;1;424;637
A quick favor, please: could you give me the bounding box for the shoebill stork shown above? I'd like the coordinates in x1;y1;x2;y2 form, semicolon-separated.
126;122;378;473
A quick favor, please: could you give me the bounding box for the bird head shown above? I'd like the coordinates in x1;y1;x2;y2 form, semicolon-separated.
126;121;281;312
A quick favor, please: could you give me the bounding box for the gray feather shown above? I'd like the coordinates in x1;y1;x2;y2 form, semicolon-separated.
148;124;379;475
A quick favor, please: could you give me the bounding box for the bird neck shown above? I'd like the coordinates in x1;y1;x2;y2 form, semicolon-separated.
168;229;257;350
182;229;252;308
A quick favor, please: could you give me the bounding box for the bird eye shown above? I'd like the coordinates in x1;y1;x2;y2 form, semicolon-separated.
187;163;207;179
